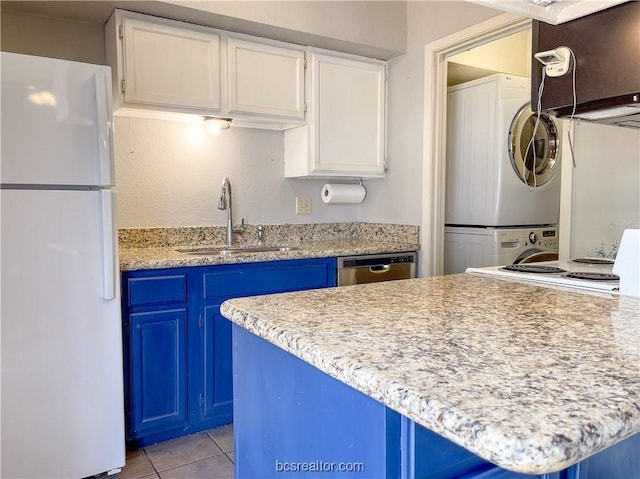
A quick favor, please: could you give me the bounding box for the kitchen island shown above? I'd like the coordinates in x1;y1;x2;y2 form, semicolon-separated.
221;274;640;478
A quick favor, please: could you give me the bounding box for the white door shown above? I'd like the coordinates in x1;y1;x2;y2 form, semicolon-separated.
122;17;221;112
1;189;125;478
227;37;305;119
0;52;114;187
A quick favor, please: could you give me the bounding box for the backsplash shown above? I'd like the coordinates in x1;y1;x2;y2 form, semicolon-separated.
569;122;640;259
119;222;420;249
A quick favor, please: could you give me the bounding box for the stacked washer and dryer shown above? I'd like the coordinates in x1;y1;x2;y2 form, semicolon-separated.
444;74;562;274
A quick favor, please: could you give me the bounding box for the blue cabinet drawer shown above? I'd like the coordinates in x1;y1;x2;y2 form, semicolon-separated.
127;274;187;307
202;259;335;301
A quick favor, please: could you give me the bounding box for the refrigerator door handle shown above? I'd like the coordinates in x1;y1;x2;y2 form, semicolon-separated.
101;190;118;300
95;71;115;186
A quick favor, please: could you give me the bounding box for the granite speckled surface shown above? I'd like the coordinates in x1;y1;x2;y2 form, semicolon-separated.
119;223;419;271
220;274;640;474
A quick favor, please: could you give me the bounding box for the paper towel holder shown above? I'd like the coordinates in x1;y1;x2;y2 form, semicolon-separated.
320;178;367;193
321;179;367;204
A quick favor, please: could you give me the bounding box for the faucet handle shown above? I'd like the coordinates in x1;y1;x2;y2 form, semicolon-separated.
257;225;264;245
233;218;246;234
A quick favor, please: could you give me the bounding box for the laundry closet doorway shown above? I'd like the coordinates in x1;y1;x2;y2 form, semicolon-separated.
419;13;559;277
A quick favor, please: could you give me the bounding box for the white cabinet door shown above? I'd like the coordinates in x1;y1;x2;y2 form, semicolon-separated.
120;15;221;112
227;37;305;120
285;51;386;178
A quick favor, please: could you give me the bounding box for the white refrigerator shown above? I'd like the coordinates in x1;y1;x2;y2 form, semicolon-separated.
1;52;125;478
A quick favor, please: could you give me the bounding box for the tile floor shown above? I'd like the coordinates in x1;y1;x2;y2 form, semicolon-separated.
115;425;234;479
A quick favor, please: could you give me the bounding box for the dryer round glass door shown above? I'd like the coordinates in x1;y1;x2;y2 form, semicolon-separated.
508;103;560;187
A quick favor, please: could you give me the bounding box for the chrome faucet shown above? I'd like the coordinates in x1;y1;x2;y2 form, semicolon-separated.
218;177;244;246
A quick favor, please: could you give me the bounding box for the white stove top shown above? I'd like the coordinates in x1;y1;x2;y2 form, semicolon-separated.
466;259;619;293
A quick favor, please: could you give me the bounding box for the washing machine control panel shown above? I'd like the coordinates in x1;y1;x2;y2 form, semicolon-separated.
540;229;558;248
497;228;558;251
529;229;558;248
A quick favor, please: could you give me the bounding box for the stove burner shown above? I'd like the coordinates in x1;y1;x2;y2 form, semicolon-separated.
565;272;620;281
502;264;566;274
571;258;615;265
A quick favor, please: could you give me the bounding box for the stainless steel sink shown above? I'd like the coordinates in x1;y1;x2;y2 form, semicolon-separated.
176;245;300;255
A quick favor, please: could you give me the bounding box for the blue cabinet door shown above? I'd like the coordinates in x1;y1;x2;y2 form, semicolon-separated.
202;304;233;423
128;308;189;439
571;432;640;479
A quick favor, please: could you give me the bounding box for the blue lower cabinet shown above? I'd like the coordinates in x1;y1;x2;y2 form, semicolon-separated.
121;258;336;446
232;325;638;479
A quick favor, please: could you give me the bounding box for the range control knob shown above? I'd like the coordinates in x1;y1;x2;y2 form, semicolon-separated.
529;232;538;244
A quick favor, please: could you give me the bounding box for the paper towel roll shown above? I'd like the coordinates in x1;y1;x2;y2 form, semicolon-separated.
321;183;366;204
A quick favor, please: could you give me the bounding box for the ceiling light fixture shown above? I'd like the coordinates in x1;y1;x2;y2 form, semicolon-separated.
466;0;629;25
204;117;232;135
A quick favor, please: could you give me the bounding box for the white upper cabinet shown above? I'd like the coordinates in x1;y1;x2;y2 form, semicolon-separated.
105;10;306;128
227;37;305;120
105;9;387;156
284;50;387;178
106;11;222;115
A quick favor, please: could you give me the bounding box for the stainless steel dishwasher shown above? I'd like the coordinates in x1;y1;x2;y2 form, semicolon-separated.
337;252;418;286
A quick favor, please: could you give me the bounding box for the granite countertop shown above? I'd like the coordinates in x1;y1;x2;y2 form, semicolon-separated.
119;239;419;271
220;274;640;474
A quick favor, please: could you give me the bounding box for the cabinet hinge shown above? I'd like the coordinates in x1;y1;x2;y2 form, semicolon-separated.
118;24;124;40
120;79;125;94
199;394;205;407
199;314;204;329
303;55;307;70
304;102;307;113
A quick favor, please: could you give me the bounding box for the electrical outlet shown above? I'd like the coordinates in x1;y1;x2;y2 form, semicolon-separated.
295;196;311;215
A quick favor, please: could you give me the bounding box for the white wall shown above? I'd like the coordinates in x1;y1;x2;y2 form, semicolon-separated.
358;1;501;225
448;29;531;79
0;9;105;64
1;0;406;60
159;0;407;59
569;123;640;258
115;117;358;227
